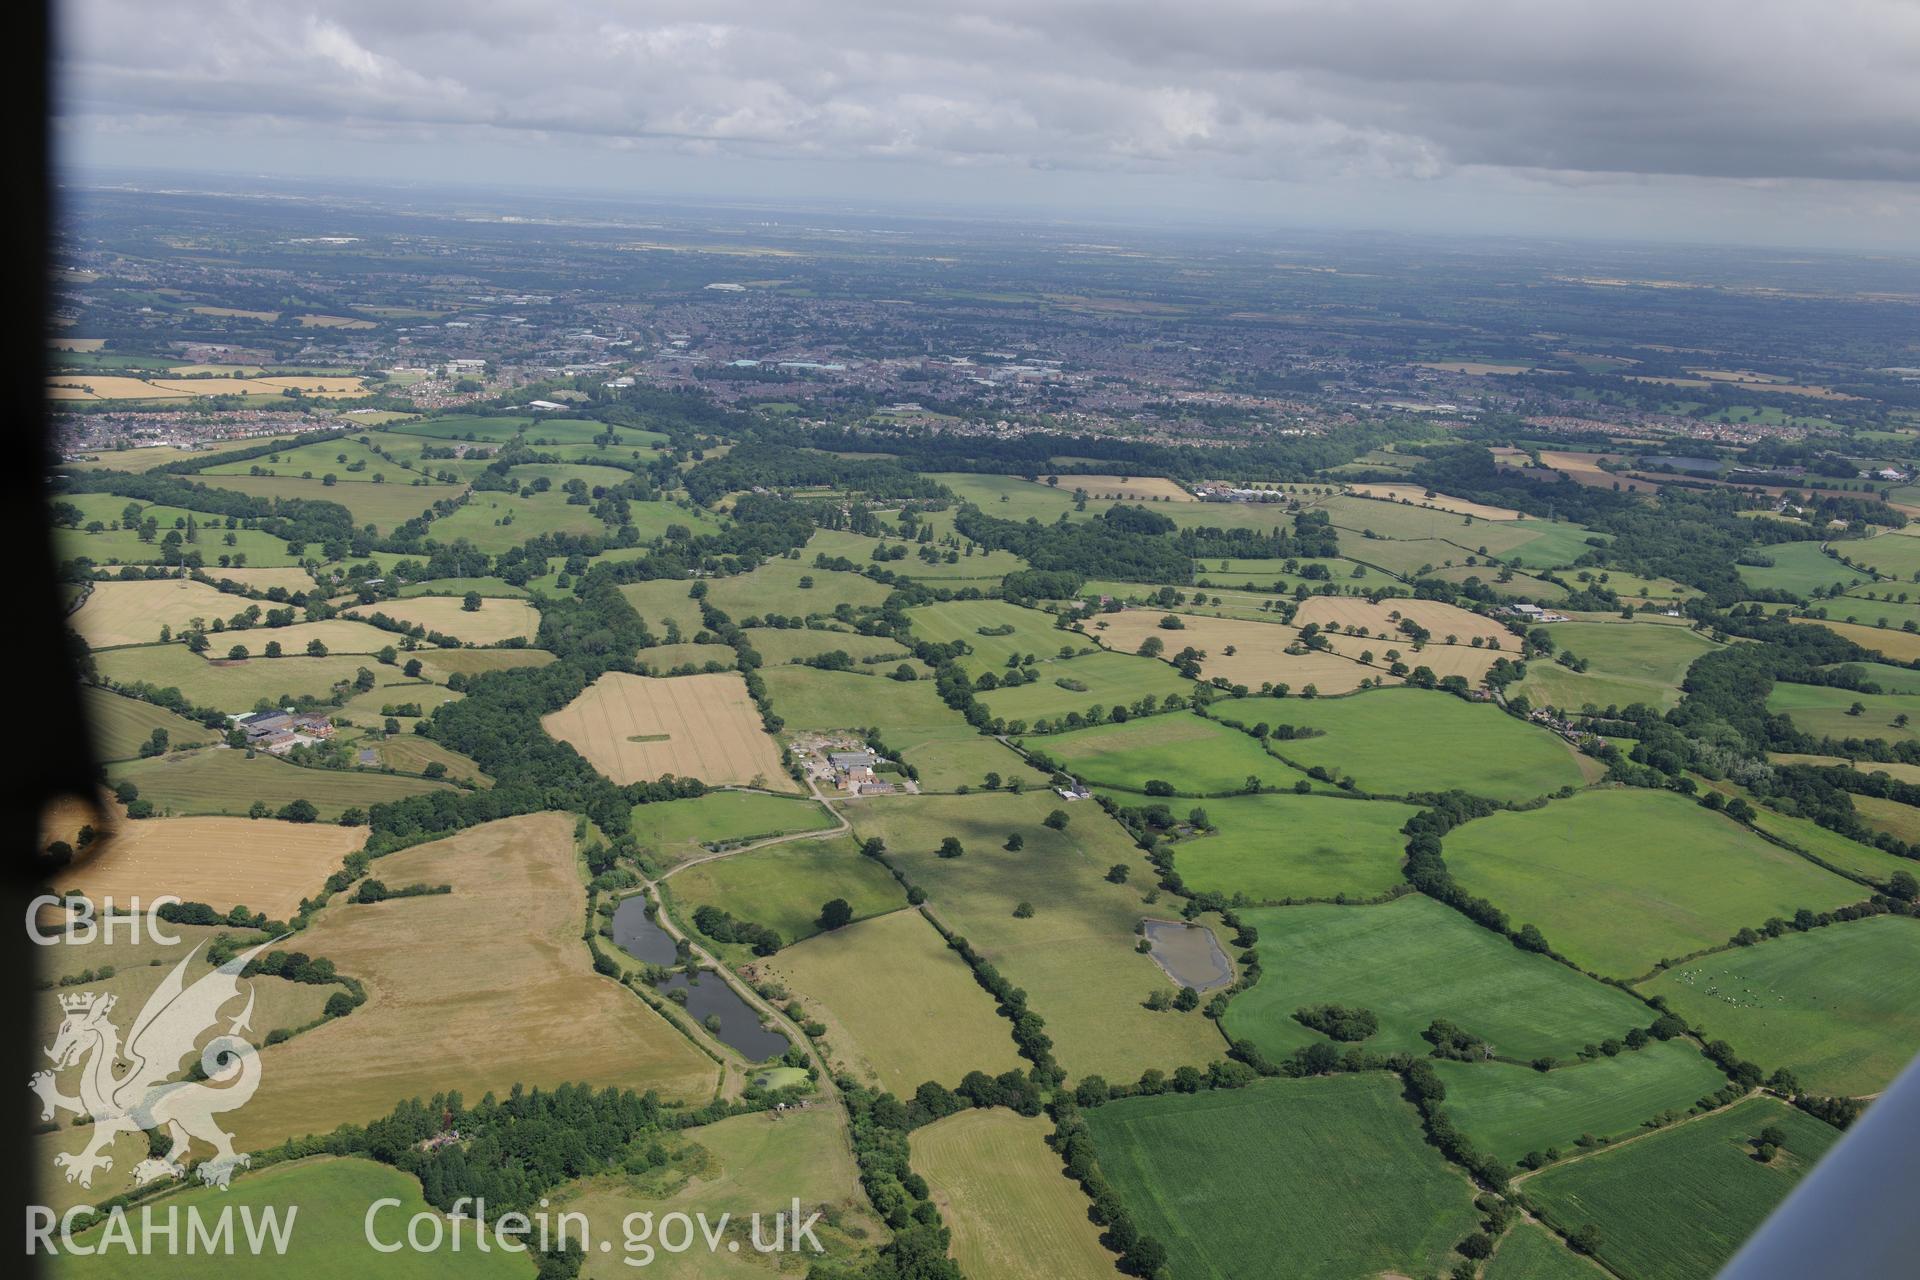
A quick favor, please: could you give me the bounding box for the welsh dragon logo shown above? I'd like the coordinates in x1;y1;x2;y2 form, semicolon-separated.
31;939;274;1191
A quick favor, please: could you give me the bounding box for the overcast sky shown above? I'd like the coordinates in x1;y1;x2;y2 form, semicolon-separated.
54;0;1920;249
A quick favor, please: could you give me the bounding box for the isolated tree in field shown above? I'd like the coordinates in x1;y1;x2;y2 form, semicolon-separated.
1004;833;1024;851
1889;870;1918;901
377;645;397;665
403;658;423;678
984;771;1001;789
817;898;853;930
227;644;249;661
1044;809;1070;830
1137;635;1164;658
264;640;282;658
938;836;965;858
276;799;318;823
860;837;886;858
1106;863;1129;883
307;638;329;657
462;592;482;612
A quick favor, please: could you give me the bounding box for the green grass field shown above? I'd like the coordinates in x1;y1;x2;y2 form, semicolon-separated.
848;791;1227;1080
980;650;1194;725
1217;688;1588;801
1166;793;1419;903
666;836;905;959
83;685;219;759
550;1107;884;1280
387;412;535;442
1483;1223;1602;1280
1735;542;1868;598
1839;531;1920;581
1445;789;1869;978
1523;1098;1839;1280
617;578;707;639
107;747;454;819
1763;681;1920;746
46;1156;532;1279
1085;1074;1479;1280
1728;793;1919;889
183;472;458;533
1434;1041;1729;1167
1634;914;1920;1096
1221;896;1655;1064
910;1109;1116;1280
761;664;1045;789
805;526;1030;580
1518;621;1719;712
744;627;912;666
96;643;390;709
630;790;837;864
1821;660;1920;694
60;495;302;566
1031;712;1311;795
423;488;608;551
767;908;1025;1093
907;598;1088;673
707;557;893;619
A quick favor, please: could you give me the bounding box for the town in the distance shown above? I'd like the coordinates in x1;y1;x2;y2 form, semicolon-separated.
33;177;1920;1280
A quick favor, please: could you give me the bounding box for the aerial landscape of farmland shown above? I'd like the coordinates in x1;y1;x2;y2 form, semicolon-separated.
23;5;1920;1277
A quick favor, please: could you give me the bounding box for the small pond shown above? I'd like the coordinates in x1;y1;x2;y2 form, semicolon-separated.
656;970;791;1062
1142;918;1233;992
611;895;678;966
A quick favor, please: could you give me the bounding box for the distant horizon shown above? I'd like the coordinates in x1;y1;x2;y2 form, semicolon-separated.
55;162;1920;264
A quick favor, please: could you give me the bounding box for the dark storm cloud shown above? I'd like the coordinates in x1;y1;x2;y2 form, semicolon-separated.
57;0;1920;184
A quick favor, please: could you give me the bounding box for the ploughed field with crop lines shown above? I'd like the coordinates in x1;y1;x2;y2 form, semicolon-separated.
543;671;797;791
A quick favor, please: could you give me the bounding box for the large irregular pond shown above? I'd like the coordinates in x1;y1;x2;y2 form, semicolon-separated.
610;894;790;1061
1143;918;1234;992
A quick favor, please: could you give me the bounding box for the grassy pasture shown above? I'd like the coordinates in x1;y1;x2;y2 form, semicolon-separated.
425;488;610;551
1736;542;1865;597
348;594;539;643
634;641;737;672
1520;620;1720;712
187;472;456;532
1168;793;1419;903
666;836;905;959
805;526;1029;580
387;413;535;442
1222;896;1653;1064
1484;1223;1603;1280
371;732;491;784
849;791;1226;1080
543;672;795;791
762;665;1045;789
978;649;1194;723
617;577;707;638
53;815;362;919
1763;680;1920;745
1339;534;1491;577
1030;712;1310;795
1841;531;1920;580
95;643;384;708
910;1109;1116;1280
82;685;218;759
631;790;837;864
1347;483;1523;520
1085;1074;1479;1280
46;1157;531;1280
1445;789;1865;979
553;1107;883;1280
59;505;300;568
1219;687;1588;800
908;598;1086;673
706;557;893;619
767;908;1024;1094
1434;1041;1729;1167
743;627;912;666
395;575;528;598
1726;791;1920;887
416;647;555;678
234;814;717;1147
1635;915;1920;1096
107;748;454;818
1523;1098;1838;1280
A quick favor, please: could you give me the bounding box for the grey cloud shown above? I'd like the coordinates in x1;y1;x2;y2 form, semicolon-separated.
55;0;1920;185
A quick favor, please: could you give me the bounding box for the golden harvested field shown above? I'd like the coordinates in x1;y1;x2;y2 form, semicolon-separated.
543;671;797;790
1790;616;1920;662
1539;450;1656;492
1034;474;1194;502
296;314;376;328
233;814;718;1147
219;618;417;655
51;816;362;919
348;595;540;644
763;908;1025;1095
199;566;320;594
48;375;190;400
191;305;280;320
1389;644;1501;683
911;1109;1116;1280
1293;596;1510;647
49;336;106;351
1346;485;1523;520
1092;610;1379;693
71;577;245;648
1629;374;1853;399
1415;361;1532;375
